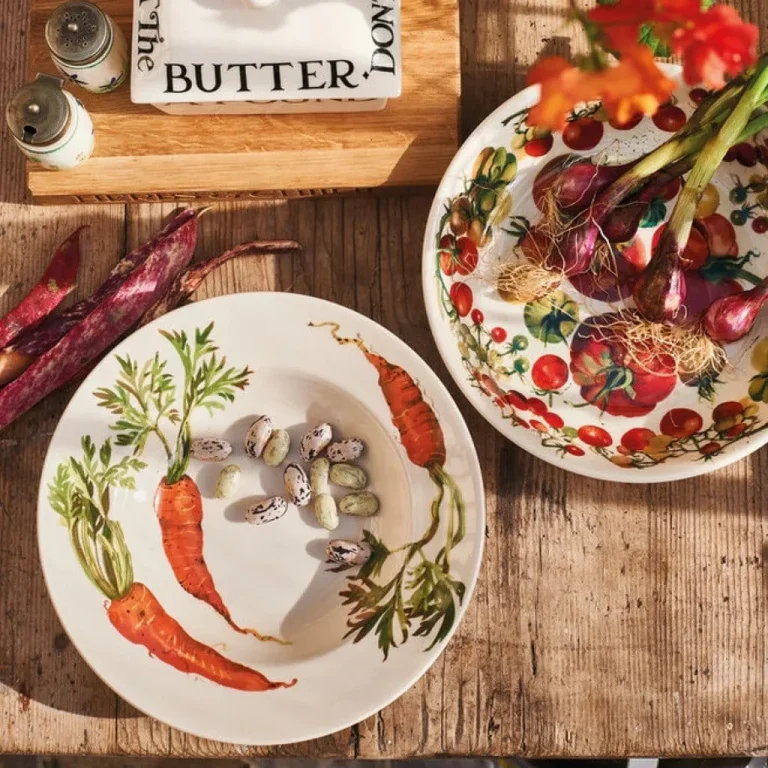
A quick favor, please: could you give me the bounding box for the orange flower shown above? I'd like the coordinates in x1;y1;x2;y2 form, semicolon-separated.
527;47;676;131
671;5;758;89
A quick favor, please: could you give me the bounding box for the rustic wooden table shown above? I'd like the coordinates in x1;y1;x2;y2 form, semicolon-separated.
1;0;767;760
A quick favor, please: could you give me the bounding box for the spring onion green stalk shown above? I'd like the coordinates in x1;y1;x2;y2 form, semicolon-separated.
634;59;768;323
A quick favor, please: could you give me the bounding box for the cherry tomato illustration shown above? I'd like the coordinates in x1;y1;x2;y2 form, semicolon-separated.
491;326;507;343
701;442;722;455
543;411;565;429
562;118;604;150
694;184;720;218
723;423;747;438
506;390;529;410
752;216;768;234
621;427;655;452
577;425;613;448
530;419;549;432
653;105;687;132
565;444;585;456
712;401;743;422
517;418;531;429
440;235;479;276
471;308;484;325
527;397;548;417
531;354;569;391
660;408;703;439
449;281;473;317
609;113;643;131
689;87;708;104
735;143;758;167
525;135;554;157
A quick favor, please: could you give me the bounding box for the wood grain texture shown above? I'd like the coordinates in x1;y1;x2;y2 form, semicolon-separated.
1;0;768;758
24;0;460;202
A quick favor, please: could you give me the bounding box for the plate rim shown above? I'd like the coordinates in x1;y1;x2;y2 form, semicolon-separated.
36;290;486;745
421;67;766;484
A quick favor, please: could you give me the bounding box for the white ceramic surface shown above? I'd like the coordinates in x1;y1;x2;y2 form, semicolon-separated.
38;293;483;744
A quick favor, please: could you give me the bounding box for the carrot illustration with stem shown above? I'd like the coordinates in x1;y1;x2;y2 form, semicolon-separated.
95;322;286;644
48;436;296;690
310;322;467;659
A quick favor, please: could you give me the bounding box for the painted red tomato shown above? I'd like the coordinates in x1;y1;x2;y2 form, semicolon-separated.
621;427;655;452
525;135;554;157
565;444;585;456
660;408;703;438
530;419;549;432
652;224;708;270
712;401;743;422
563;118;604;150
653;105;687;132
578;425;613;448
689;87;708;104
449;281;473;317
506;390;529;410
698;213;738;257
544;411;564;429
609;113;643;130
531;354;569;391
701;441;722;455
491;327;507;343
570;313;678;417
440;235;479;276
471;308;484;325
527;397;548;417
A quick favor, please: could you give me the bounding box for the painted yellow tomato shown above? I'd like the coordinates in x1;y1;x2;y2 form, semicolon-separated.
751;336;768;373
695;184;720;218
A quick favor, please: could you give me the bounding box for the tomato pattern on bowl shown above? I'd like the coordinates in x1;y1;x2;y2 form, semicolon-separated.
423;65;768;481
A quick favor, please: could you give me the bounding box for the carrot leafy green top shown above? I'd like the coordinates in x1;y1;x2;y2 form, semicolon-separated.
48;436;144;601
95;323;252;484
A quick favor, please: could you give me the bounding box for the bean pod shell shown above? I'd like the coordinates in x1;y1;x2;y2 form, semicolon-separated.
244;415;273;459
314;494;339;531
299;422;333;461
245;496;288;525
263;428;291;468
339;491;380;517
326;539;372;566
283;463;311;507
214;464;241;499
330;462;368;490
327;438;365;463
190;438;232;462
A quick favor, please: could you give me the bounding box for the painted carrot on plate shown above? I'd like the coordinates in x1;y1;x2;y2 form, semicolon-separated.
0;227;83;348
48;437;296;690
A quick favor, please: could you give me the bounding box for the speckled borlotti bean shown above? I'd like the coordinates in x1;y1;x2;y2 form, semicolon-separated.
245;496;288;525
283;463;311;507
339;491;380;517
309;458;331;495
214;464;241;499
326;539;372;566
327;438;365;463
314;494;339;531
299;422;333;461
263;429;291;468
330;462;368;490
190;438;232;462
244;415;273;458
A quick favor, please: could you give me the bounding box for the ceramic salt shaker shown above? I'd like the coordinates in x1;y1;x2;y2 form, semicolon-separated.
45;1;129;93
5;74;95;170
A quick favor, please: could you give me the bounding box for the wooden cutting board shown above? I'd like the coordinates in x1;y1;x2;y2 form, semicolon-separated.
26;0;460;204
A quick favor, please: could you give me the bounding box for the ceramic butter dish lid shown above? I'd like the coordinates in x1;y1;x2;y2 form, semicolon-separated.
130;0;402;105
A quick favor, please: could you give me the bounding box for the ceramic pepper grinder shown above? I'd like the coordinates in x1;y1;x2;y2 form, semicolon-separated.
5;74;95;170
45;1;129;94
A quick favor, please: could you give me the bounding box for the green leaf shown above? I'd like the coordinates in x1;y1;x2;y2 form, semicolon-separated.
640;197;667;228
638;24;671;58
99;440;112;468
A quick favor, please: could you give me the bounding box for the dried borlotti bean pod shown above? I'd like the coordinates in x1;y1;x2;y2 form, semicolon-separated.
244;415;273;459
309;458;331;495
339;491;380;517
327;539;372;567
330;462;368;490
263;428;291;468
190;438;232;462
327;438;365;463
314;494;339;531
245;496;288;525
214;464;241;500
299;422;333;461
283;463;311;507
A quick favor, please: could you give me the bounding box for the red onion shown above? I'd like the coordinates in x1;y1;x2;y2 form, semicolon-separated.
704;277;768;342
632;225;687;323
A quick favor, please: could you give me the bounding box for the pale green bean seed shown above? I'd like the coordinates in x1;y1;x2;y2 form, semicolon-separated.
264;429;291;467
339;491;379;517
330;462;368;490
310;458;331;495
215;464;241;499
314;494;339;530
